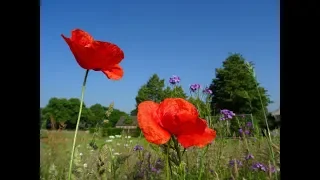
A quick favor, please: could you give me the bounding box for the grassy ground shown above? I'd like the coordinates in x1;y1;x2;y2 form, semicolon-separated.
40;129;280;180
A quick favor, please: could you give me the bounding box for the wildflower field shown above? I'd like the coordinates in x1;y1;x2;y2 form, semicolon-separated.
40;128;280;180
40;29;280;180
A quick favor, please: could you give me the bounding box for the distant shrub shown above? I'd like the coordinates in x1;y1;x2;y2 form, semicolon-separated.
106;128;123;136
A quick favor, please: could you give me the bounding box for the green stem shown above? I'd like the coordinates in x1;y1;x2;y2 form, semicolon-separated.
166;141;170;180
67;70;89;180
198;145;209;180
255;80;278;180
172;136;182;164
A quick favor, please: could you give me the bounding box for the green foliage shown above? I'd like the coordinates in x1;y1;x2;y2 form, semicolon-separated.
100;127;109;137
89;103;107;125
108;109;128;127
209;53;271;121
106;128;123;136
163;86;188;99
130;109;137;116
133;74;188;113
135;74;165;104
132;127;142;137
188;97;206;115
89;127;96;134
41;131;280;180
41;98;127;130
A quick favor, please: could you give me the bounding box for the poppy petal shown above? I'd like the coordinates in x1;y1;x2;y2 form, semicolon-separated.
157;98;199;135
70;29;94;46
137;101;171;145
61;29;124;70
61;34;97;69
101;64;124;80
92;41;124;66
176;119;216;148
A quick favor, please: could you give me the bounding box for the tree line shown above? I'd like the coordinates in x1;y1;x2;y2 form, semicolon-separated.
40;98;127;130
41;53;280;131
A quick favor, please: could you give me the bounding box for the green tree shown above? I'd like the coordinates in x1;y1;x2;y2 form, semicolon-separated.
133;74;188;114
188;97;206;113
133;74;165;114
136;74;165;104
41;97;94;130
89;103;107;125
108;109;128;127
163;86;188;99
209;53;271;119
130;109;137;116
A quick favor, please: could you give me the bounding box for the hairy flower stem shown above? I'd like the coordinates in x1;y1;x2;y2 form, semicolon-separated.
172;136;182;165
67;70;89;180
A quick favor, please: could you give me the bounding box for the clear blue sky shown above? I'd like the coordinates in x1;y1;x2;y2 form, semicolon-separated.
40;0;279;113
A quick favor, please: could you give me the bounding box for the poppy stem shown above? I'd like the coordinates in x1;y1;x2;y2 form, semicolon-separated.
67;69;90;180
166;142;170;180
172;136;182;165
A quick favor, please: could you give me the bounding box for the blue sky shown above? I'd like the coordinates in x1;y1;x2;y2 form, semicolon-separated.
41;0;279;113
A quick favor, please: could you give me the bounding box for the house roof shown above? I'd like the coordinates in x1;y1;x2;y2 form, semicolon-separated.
115;116;138;126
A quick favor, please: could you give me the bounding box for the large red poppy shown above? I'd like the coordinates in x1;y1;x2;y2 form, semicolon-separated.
137;98;216;148
61;29;125;80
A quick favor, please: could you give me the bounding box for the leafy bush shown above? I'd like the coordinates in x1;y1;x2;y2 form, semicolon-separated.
106;128;123;136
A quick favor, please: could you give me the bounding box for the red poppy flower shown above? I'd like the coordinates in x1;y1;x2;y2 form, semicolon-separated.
137;98;216;148
61;29;125;80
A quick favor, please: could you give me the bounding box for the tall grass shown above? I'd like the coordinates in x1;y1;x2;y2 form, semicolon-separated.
40;128;280;180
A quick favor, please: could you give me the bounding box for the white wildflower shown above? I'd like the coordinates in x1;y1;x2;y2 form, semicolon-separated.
117;143;121;146
83;163;87;168
114;152;121;156
115;135;121;138
79;153;83;156
109;135;115;139
106;139;113;143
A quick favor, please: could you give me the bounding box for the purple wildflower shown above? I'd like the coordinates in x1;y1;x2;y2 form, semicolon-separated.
252;162;267;172
229;160;243;167
269;166;276;173
169;75;180;85
239;128;243;134
245;130;250;135
246;122;252;127
245;154;254;160
151;166;161;174
220;109;236;120
190;84;201;92
202;87;212;94
133;145;144;151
